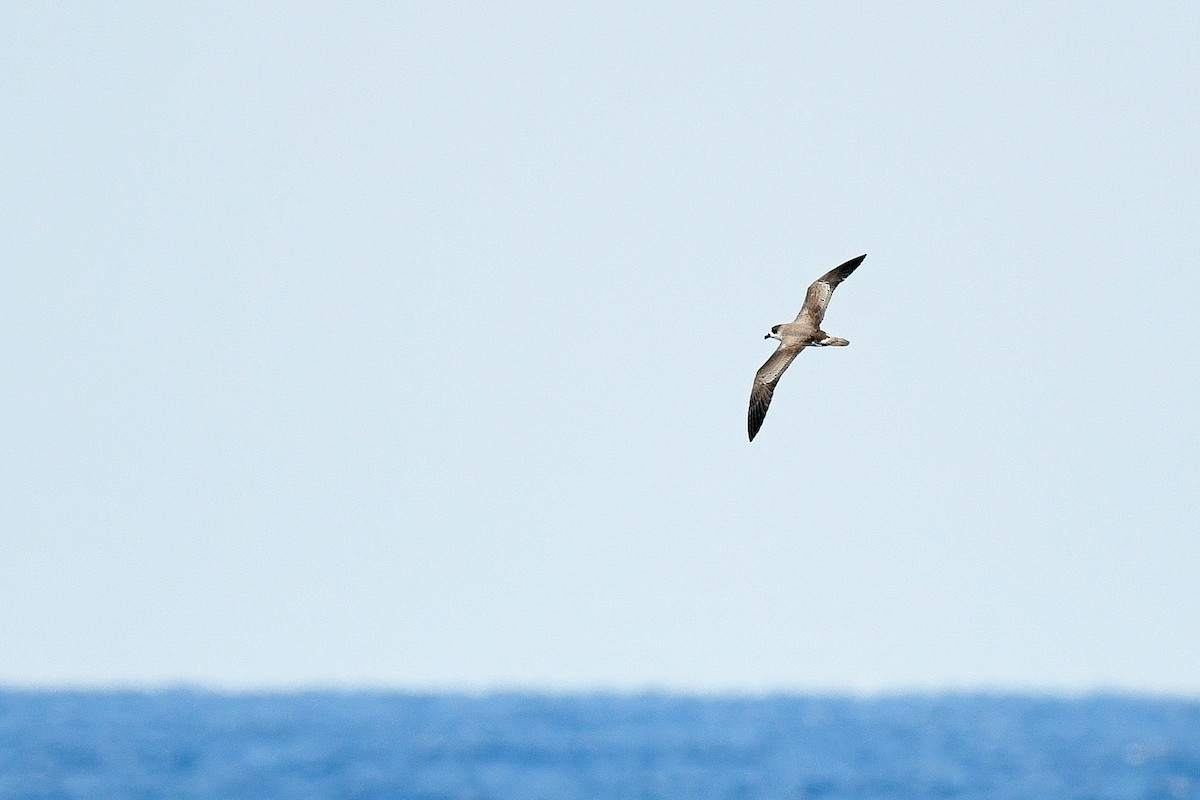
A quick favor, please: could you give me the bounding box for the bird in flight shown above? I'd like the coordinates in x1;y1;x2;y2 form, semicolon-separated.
747;254;866;441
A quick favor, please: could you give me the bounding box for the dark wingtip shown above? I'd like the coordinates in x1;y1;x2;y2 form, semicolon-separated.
748;411;764;441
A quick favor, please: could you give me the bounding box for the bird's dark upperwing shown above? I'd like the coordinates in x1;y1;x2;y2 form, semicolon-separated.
748;343;806;441
796;253;866;328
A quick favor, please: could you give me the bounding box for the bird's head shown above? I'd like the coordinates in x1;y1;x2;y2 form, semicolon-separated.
764;324;781;341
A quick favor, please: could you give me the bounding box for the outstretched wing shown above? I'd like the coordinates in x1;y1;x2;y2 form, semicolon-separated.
796;254;866;328
748;344;806;441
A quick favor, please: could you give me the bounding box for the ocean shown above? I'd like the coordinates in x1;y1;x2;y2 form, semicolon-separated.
1;691;1198;799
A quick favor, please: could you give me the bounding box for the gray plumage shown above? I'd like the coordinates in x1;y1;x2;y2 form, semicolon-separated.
748;254;866;441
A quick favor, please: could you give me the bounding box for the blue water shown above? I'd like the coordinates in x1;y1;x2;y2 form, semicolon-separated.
2;692;1199;799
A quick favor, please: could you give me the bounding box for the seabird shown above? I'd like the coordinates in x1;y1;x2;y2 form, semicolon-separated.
748;254;866;441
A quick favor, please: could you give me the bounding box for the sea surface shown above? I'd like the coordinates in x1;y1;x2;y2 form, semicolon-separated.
1;691;1198;799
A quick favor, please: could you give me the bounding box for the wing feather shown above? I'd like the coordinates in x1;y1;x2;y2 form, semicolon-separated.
796;254;866;327
748;344;805;441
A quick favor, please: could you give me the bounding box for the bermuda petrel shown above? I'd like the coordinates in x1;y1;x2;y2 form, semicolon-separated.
748;254;866;441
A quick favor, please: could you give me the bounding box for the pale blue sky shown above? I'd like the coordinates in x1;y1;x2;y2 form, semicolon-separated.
3;4;1198;692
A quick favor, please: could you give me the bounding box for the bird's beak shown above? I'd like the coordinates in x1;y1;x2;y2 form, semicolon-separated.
763;334;770;340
